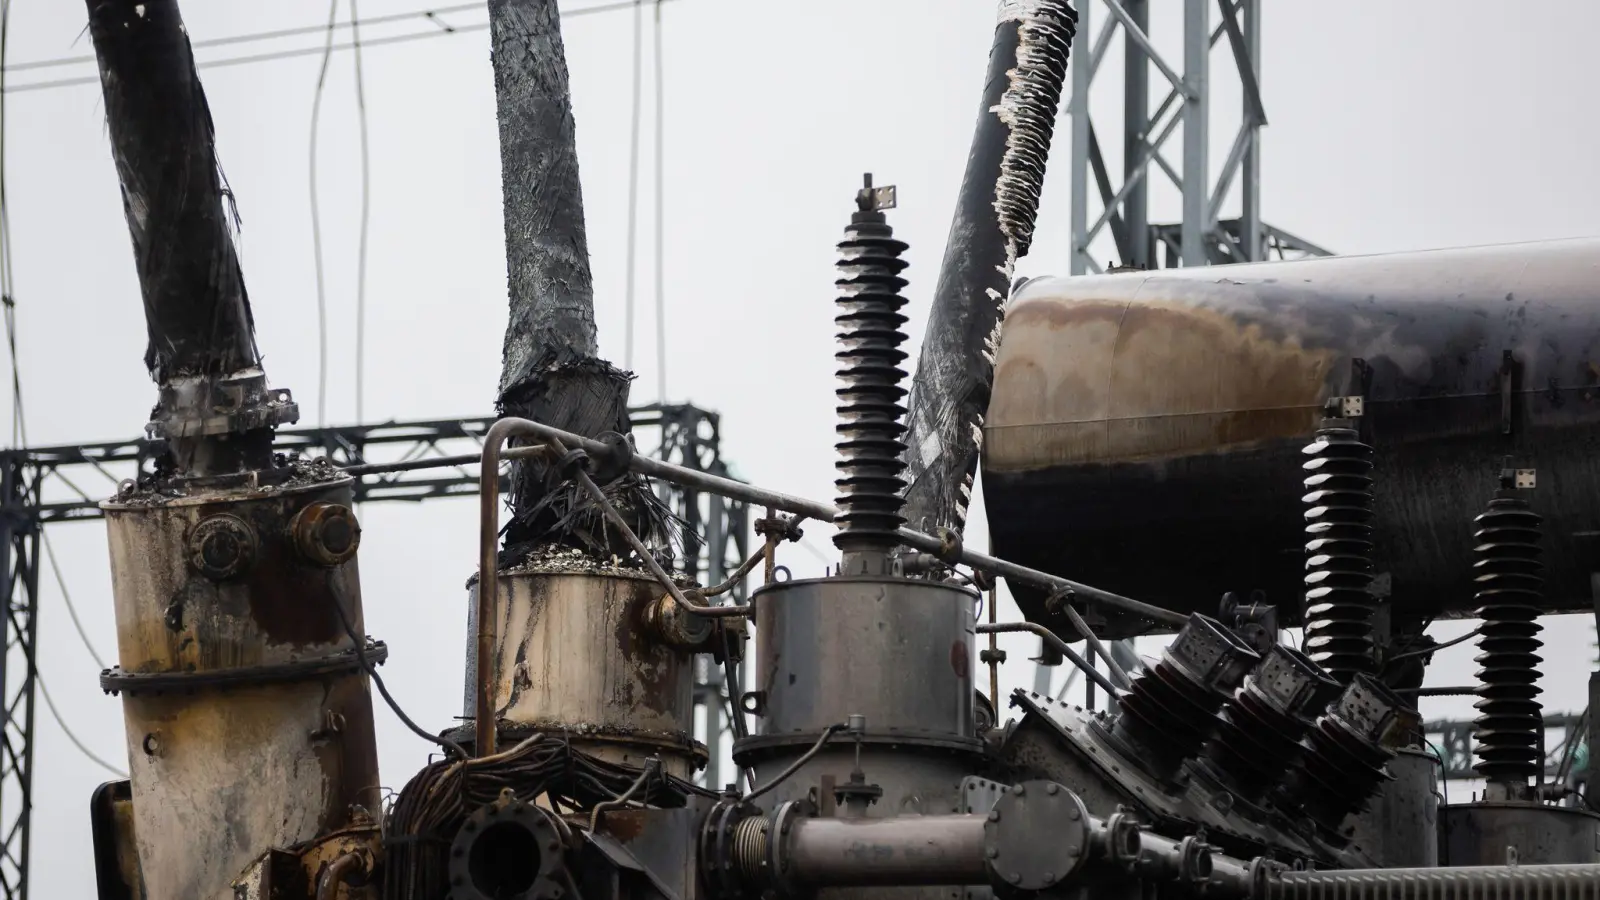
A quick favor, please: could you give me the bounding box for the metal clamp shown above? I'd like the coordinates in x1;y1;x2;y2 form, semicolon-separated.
100;641;387;696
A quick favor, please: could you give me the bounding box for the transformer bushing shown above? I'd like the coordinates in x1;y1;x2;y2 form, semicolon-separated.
100;470;379;900
1279;674;1417;841
1200;644;1340;805
1098;613;1259;783
461;569;710;778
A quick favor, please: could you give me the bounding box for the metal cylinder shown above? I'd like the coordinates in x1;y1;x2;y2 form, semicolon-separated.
101;475;379;900
983;240;1600;636
462;569;705;776
738;576;979;754
786;816;988;886
1346;748;1440;868
1440;803;1600;866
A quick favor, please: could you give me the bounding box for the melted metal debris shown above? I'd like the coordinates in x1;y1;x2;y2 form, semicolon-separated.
112;455;345;506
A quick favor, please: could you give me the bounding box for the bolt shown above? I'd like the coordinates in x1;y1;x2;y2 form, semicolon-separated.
1068;807;1080;821
988;811;1001;822
1046;784;1059;795
1009;873;1021;884
1067;847;1080;858
1044;872;1055;882
987;847;999;860
141;732;161;757
1013;785;1025;797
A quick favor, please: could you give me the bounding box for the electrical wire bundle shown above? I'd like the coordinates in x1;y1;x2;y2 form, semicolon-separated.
382;733;714;900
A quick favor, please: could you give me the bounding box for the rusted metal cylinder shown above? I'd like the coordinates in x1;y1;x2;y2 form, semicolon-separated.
984;238;1600;637
101;473;379;900
462;569;706;777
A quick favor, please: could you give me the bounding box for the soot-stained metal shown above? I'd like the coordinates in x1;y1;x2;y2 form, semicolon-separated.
487;0;663;558
900;0;1076;535
85;0;260;385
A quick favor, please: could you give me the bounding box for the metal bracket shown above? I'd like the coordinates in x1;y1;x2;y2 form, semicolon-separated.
1325;395;1364;418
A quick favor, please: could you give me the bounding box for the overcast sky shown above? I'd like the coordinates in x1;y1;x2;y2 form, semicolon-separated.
6;1;1600;895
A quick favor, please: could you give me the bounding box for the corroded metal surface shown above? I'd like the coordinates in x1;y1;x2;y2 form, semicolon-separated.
984;238;1600;635
464;569;705;777
1440;803;1600;866
102;475;379;900
1347;748;1440;868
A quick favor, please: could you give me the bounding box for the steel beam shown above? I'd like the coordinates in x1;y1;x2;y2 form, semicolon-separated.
1068;0;1328;270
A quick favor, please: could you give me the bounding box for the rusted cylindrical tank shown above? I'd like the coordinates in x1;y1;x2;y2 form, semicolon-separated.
101;471;378;900
462;568;706;778
983;238;1600;637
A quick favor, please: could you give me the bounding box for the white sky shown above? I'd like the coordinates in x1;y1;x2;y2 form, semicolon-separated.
5;1;1600;895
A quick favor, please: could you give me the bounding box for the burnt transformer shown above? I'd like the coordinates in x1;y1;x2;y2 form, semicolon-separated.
79;0;1600;897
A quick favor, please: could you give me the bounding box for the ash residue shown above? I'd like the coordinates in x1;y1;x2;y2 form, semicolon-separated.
495;542;696;588
109;454;347;507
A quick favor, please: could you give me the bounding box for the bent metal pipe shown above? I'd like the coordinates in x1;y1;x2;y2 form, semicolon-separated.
471;414;1179;753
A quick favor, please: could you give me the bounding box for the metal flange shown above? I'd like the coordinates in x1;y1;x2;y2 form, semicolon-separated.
983;780;1091;893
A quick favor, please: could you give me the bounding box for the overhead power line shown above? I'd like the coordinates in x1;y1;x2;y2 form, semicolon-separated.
4;0;669;94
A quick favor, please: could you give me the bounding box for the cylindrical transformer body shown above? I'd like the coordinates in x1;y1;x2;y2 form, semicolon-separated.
733;577;982;900
1440;803;1600;866
463;569;705;776
1347;748;1440;868
983;238;1600;636
102;475;379;900
741;576;979;749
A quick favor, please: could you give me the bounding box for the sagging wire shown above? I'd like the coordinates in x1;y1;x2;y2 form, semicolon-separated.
42;531;107;670
1386;626;1482;663
622;0;642;370
329;589;467;760
36;672;126;778
351;0;371;426
745;723;844;803
309;0;339;429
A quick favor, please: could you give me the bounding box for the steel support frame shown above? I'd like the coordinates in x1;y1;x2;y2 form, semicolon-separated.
1424;713;1588;785
0;405;747;898
1069;0;1327;273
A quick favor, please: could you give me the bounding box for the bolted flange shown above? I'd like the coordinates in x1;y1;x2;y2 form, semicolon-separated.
290;501;362;567
188;513;258;581
983;780;1090;893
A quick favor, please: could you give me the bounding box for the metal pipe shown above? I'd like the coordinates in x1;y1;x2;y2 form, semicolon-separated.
977;622;1121;695
315;851;367;900
467;416;1184;628
786;815;988;886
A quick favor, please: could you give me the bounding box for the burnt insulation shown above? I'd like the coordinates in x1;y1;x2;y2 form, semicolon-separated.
85;0;260;384
487;0;661;557
900;0;1076;535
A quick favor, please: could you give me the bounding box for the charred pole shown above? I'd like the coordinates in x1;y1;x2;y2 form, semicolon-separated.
487;0;655;558
900;0;1076;535
86;0;295;478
